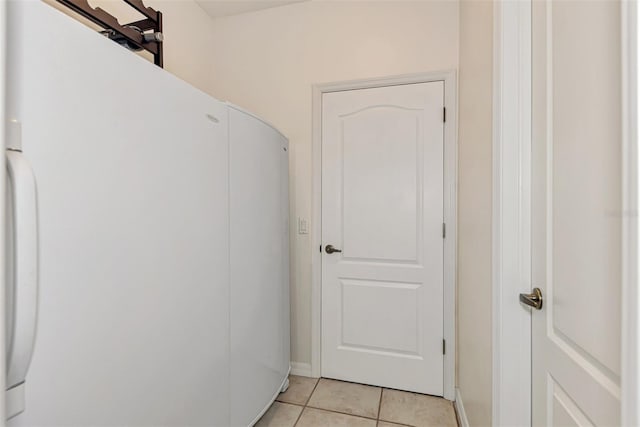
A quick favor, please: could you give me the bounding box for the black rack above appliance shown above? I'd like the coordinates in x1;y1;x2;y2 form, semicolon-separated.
55;0;164;67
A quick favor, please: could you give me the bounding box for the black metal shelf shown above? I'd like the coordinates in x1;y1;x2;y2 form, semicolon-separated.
56;0;163;67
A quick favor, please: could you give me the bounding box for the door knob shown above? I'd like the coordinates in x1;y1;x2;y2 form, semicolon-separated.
325;245;342;254
519;287;543;310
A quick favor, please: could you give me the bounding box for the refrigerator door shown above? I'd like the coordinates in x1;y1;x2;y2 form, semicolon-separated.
229;105;290;427
7;2;230;426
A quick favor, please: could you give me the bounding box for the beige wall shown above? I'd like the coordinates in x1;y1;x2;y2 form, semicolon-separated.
206;0;459;367
457;0;493;425
46;0;216;95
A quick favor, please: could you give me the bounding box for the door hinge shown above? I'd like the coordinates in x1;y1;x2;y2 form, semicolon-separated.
443;339;446;355
443;107;446;123
442;223;446;239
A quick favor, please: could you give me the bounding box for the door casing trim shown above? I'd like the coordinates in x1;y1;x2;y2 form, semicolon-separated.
310;71;458;401
492;1;532;425
621;1;639;425
0;0;8;420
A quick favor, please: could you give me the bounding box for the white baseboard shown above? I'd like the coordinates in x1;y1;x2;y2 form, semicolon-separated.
290;361;314;377
455;388;470;427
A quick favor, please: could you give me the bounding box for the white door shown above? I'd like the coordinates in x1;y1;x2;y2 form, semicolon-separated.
321;82;445;395
530;1;621;425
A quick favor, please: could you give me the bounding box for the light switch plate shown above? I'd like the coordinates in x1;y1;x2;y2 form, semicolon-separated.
298;217;309;234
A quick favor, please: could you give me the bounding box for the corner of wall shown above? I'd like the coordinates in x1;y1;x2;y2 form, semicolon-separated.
456;0;494;426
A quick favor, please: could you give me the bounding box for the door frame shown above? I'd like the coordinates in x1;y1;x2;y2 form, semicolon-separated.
492;1;532;425
492;1;639;425
310;71;457;401
621;2;639;424
0;0;8;422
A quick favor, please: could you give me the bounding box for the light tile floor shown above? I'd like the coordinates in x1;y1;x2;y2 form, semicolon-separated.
256;376;459;427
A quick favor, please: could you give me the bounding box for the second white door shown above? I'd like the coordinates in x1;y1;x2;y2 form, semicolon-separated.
530;1;621;425
321;82;445;395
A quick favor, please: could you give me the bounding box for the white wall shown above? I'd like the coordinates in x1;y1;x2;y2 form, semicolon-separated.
206;0;459;368
45;0;216;95
457;1;493;425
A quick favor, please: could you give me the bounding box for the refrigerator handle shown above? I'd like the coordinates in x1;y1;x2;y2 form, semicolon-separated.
6;148;39;390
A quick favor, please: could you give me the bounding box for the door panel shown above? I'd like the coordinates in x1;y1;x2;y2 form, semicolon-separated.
531;1;621;425
342;107;419;262
321;82;444;395
341;279;421;354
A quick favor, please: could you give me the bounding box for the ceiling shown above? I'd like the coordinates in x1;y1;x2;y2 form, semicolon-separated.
195;0;308;18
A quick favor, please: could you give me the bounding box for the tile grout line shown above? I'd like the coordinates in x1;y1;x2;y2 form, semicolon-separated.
304;403;380;422
292;377;321;426
306;377;384;422
275;377;320;406
376;388;434;427
376;388;384;426
304;377;322;406
291;404;305;427
380;421;415;427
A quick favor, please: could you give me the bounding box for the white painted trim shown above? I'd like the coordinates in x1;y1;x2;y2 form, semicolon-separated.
621;1;639;425
290;362;314;378
0;0;8;422
455;388;470;427
492;1;532;426
311;70;458;401
311;84;322;379
442;71;458;403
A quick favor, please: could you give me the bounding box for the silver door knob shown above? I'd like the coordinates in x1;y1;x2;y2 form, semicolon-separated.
325;245;342;254
519;288;543;310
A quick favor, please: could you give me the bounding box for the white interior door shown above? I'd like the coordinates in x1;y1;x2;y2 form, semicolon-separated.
321;82;445;395
530;1;622;425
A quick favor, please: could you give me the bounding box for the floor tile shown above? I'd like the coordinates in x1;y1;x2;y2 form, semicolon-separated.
307;378;382;419
379;389;457;427
377;422;408;427
277;375;320;405
255;401;303;427
296;407;377;427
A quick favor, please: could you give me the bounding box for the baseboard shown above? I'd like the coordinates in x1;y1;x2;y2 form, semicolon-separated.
455;388;470;427
290;361;313;377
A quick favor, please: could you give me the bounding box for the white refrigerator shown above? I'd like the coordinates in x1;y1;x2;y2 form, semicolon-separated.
5;1;290;426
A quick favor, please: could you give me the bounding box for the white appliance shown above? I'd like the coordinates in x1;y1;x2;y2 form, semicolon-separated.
5;1;290;426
